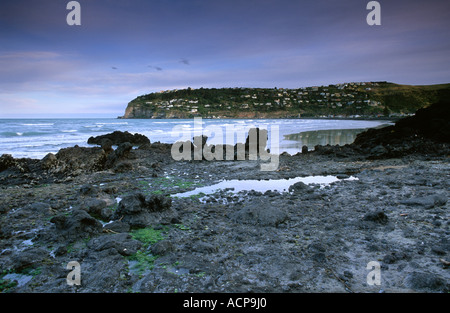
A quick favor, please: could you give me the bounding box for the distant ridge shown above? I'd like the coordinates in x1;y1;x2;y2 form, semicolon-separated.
120;82;450;119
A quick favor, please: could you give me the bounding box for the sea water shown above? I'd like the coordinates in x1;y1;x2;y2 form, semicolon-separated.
172;175;359;199
0;118;391;159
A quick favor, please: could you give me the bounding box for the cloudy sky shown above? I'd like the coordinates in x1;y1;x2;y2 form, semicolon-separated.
1;0;449;117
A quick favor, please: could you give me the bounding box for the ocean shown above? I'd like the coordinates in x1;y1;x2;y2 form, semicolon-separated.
0;118;391;159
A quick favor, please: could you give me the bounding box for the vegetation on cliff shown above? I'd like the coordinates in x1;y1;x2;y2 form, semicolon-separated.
121;82;450;119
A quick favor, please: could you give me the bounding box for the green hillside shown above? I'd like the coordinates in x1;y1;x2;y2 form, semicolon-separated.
121;82;450;119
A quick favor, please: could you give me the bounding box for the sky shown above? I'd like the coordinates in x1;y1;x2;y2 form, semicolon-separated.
0;0;449;118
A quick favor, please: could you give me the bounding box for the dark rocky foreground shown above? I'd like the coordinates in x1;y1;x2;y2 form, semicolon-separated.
0;102;449;293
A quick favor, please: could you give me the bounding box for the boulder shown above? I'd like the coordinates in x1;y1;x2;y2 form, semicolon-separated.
0;154;35;173
88;131;150;146
301;145;309;154
79;198;114;221
115;142;133;158
288;181;312;194
105;142;134;169
363;210;389;224
50;209;103;241
88;233;142;256
151;240;175;256
113;193;173;228
10;247;49;272
55;145;107;174
0;154;16;172
103;220;130;233
39;153;58;169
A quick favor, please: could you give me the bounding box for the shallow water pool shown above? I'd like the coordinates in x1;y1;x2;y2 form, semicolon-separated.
172;175;357;198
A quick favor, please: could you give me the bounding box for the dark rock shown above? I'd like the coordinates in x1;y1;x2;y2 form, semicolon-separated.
79;198;113;221
308;242;327;253
82;198;107;213
55;146;107;174
50;209;103;241
113;193;173;228
113;161;133;173
312;253;327;263
288;181;311;194
150;240;175;256
115;142;133;158
78;184;101;197
231;199;288;227
432;220;442;227
313;145;335;155
382;251;411;264
263;190;280;197
343;271;353;279
192;241;217;254
0;154;16;172
353;100;450;158
370;145;388;157
301;145;309;154
10;247;49;271
100;207;114;221
88;131;150;146
88;233;142;256
40;153;57;169
10;247;49;272
104;142;134;169
73;252;128;292
145;194;172;212
363;210;389;224
26;202;52;214
400;194;447;210
0;154;36;174
395;100;450;143
54;246;67;257
431;239;449;256
433;194;448;206
431;246;446;256
100;138;113;153
103;220;130;233
404;272;449;292
115;193;147;214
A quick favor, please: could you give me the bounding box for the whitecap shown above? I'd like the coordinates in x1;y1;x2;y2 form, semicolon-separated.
21;123;54;126
95;122;128;125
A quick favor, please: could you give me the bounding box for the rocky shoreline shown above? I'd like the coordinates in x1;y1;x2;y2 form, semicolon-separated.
0;102;448;293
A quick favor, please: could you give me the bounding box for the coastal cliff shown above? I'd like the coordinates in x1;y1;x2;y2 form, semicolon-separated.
120;82;450;119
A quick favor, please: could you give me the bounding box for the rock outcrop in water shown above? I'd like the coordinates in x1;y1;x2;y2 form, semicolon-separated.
88;130;150;146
